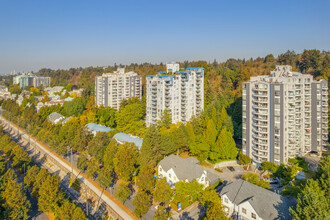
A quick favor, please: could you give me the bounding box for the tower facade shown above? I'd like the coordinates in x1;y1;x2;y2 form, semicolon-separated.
95;68;142;110
242;65;328;165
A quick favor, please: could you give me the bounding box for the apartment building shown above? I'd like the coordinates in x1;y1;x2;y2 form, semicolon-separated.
95;68;142;110
146;63;204;126
13;73;51;88
242;65;328;165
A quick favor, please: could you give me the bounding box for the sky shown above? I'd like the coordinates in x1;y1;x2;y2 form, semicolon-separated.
0;0;329;74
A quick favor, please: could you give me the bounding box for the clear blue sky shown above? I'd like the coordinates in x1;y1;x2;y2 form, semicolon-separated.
0;0;329;74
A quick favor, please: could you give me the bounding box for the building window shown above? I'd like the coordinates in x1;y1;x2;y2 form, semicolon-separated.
224;198;228;204
251;213;256;219
169;173;171;178
242;208;247;214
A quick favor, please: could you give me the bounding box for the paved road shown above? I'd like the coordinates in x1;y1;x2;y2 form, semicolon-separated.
0;116;136;220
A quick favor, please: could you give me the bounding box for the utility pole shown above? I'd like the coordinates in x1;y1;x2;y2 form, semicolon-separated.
86;185;89;217
71;147;73;178
17;117;19;139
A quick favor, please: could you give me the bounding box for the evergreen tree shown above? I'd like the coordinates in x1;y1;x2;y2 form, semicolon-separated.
139;125;162;167
203;119;217;146
210;128;237;161
290;180;329;220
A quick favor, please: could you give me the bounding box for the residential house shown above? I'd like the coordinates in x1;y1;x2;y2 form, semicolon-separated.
48;112;66;124
157;155;219;188
219;179;293;220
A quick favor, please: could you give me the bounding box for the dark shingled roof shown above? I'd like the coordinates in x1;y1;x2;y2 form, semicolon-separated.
219;179;293;219
158;155;219;183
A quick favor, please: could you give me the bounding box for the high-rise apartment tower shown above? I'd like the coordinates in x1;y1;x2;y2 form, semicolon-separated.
95;68;142;110
146;63;204;126
242;65;328;165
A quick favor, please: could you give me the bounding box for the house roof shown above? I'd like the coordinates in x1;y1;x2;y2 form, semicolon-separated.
65;97;74;101
113;132;143;149
85;123;113;133
158;155;207;182
48;112;65;122
219;179;293;219
61;116;72;124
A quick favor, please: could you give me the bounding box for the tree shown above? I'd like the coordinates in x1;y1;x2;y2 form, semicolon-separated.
96;166;113;188
290;180;329;220
96;106;116;128
1;170;30;220
238;154;251;166
171;125;189;151
139;125;162;167
38;175;64;213
10;145;31;167
299;49;322;74
115;182;131;203
158;110;172;129
206;202;227;220
173;180;203;209
32;168;49;197
153;205;170;220
261;161;279;173
87;132;110;162
115;101;146;137
55;199;88;220
199;189;220;208
133;191;151;217
210;128;237;162
136;164;155;192
203;119;217;146
63;97;86;116
153;178;173;204
86;157;99;179
24;165;40;188
102;139;118;169
77;151;89;170
242;173;271;189
113;143;138;181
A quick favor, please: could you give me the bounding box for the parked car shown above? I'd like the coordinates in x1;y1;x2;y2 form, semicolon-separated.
227;166;235;172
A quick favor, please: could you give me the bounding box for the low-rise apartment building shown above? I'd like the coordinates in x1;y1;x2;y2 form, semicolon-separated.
13;73;51;88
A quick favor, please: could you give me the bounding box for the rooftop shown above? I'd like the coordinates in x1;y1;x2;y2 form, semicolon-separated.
85;123;114;133
158;155;219;183
48;112;65;122
113;132;143;149
219;179;293;219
